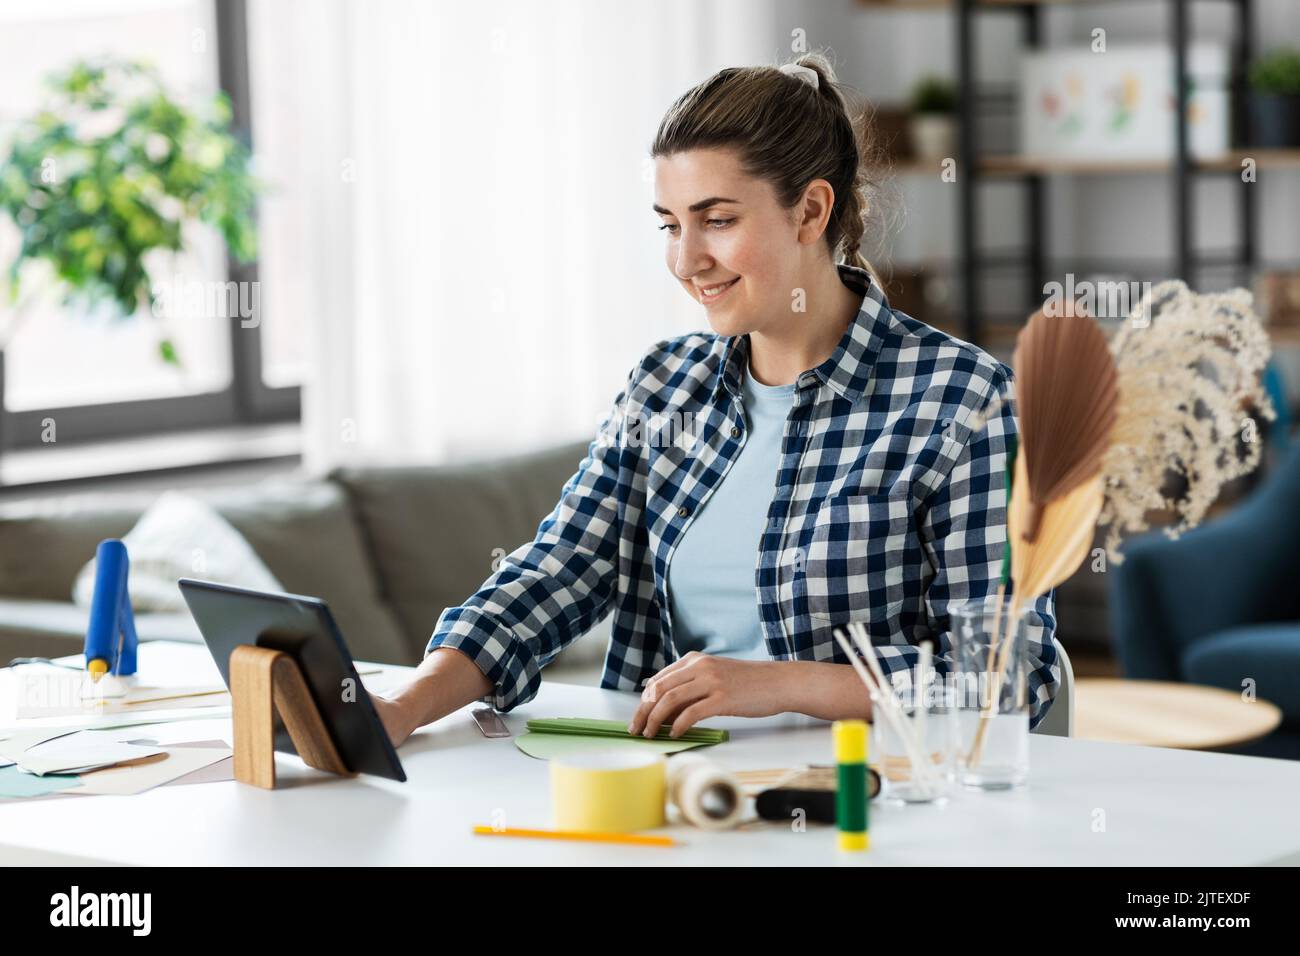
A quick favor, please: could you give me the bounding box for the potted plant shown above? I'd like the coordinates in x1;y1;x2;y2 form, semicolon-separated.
908;75;958;161
0;57;259;443
1248;49;1300;148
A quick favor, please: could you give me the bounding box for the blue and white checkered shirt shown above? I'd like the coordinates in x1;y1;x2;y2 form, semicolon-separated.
428;263;1059;727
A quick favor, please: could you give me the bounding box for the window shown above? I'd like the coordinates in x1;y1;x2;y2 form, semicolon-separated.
0;0;297;452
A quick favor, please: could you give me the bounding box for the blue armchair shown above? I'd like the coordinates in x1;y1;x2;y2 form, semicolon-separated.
1110;437;1300;759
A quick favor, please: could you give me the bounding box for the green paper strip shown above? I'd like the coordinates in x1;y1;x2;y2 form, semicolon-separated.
524;717;728;745
514;732;711;760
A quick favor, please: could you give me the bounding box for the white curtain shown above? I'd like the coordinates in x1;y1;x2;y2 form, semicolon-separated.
246;0;781;471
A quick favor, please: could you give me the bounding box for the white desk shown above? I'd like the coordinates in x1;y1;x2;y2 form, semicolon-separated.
2;642;1298;866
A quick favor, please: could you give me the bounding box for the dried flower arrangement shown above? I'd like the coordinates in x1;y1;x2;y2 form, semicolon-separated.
967;280;1276;575
1097;280;1276;561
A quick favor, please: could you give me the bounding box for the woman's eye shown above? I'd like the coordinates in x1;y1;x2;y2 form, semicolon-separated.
658;219;732;235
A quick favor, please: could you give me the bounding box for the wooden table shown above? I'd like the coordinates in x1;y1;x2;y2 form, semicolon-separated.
1076;678;1283;750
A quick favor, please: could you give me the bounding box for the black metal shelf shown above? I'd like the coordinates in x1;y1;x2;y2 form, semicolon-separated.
947;0;1266;345
886;251;1296;271
857;1;1251;12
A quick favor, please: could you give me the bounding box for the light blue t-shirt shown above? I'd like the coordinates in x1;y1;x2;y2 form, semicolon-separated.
666;365;795;660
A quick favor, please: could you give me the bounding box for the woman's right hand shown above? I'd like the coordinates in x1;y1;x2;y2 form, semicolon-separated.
368;647;496;749
371;693;417;748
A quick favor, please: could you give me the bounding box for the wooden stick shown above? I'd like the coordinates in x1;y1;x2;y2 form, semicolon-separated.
833;626;936;795
970;598;1015;768
965;584;1006;767
969;594;1029;768
843;625;940;797
915;639;932;767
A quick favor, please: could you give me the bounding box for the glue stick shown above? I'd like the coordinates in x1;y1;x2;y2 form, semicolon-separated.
833;719;869;852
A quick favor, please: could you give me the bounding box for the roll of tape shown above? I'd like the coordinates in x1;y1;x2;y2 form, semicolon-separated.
550;751;667;832
666;753;745;830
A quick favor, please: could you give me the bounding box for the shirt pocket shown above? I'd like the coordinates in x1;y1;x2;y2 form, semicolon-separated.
798;492;914;627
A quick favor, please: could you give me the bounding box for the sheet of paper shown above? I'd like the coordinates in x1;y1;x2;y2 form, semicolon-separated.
16;731;165;776
0;765;82;799
513;731;712;760
162;740;234;785
0;728;84;764
72;666;382;715
0;740;233;802
65;745;232;796
0;705;232;744
0;723;175;763
10;666;229;720
6;641;388;720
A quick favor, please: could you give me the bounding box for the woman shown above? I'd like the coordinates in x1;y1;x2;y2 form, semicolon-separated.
372;54;1058;747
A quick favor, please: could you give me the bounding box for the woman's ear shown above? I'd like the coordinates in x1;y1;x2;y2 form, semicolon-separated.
796;178;836;246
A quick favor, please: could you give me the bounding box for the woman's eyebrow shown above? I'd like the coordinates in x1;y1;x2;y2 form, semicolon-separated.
652;196;742;215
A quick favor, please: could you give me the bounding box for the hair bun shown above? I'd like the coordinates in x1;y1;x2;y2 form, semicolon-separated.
777;63;820;91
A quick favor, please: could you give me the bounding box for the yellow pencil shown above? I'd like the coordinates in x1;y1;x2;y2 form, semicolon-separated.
472;826;675;847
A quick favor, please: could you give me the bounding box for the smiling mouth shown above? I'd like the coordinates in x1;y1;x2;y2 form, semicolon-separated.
698;277;740;302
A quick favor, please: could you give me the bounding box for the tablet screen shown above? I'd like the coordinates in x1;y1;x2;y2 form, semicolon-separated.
178;579;406;782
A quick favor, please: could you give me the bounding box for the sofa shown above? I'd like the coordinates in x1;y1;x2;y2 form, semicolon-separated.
1110;438;1300;759
0;441;610;685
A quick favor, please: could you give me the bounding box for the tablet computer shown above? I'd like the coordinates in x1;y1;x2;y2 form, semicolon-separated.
178;578;406;782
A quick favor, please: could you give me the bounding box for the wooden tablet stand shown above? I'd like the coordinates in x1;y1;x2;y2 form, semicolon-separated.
230;644;355;789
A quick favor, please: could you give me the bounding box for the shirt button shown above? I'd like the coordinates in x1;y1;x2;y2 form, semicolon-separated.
730;425;741;438
678;505;691;518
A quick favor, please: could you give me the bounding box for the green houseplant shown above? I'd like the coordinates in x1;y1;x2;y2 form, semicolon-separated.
0;57;259;433
1248;49;1300;147
908;75;957;161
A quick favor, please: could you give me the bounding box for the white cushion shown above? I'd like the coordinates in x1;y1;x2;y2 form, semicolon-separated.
72;491;282;613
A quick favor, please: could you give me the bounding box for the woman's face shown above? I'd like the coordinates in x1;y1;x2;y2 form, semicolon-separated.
653;147;810;338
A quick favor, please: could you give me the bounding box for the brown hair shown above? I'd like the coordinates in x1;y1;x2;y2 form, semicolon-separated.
650;51;887;285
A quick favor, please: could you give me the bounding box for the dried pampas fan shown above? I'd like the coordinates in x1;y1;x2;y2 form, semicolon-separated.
969;305;1118;766
1009;457;1103;602
1006;305;1116;601
1012;307;1118;542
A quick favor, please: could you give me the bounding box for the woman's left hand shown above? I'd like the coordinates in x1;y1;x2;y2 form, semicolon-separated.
626;652;793;738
